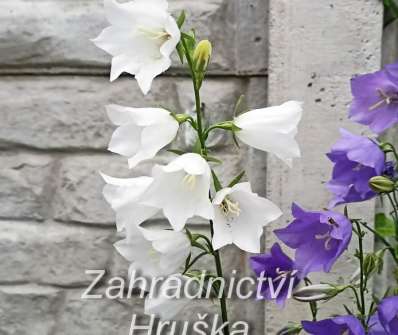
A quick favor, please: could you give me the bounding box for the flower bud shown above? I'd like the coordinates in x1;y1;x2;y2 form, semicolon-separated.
293;284;345;302
193;40;212;73
369;176;396;193
173;113;191;124
363;253;378;277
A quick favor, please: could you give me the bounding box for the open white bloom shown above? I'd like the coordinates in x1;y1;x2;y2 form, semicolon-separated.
145;274;198;320
115;225;190;278
107;104;179;168
101;173;158;231
140;153;214;231
212;182;282;253
92;0;181;94
234;101;303;167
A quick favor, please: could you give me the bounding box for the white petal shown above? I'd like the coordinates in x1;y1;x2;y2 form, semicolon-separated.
100;173;158;230
136;57;171;95
142;155;213;230
212;207;233;250
108;124;142;157
128;117;179;168
110;54;141;82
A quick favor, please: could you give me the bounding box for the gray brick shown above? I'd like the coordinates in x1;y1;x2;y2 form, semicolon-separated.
0;285;61;335
0;0;267;75
56;290;143;335
0;76;266;151
0;221;113;286
0;153;53;220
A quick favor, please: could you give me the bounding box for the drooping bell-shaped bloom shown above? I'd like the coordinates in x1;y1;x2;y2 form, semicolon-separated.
101;173;158;231
349;61;398;134
250;243;301;306
140;153;214;231
326;129;386;207
106;104;179;168
212;182;282;253
274;203;352;276
368;296;398;334
234;101;303;167
144;274;200;320
302;316;365;335
92;0;181;94
115;225;191;278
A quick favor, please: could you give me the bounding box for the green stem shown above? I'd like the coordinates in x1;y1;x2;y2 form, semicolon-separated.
182;36;230;335
211;220;230;335
183;251;209;275
181;37;206;152
357;220;398;264
355;222;367;328
387;193;398;242
304;278;318;321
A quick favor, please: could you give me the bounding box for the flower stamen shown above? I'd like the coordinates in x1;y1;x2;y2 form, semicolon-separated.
220;197;241;217
315;231;333;250
369;88;398;111
182;174;197;190
138;27;171;42
273;268;298;282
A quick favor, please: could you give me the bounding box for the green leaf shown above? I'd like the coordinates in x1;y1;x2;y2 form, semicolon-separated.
205;156;223;164
375;213;396;237
176;43;185;64
176;10;186;28
211;170;223;191
234;94;249;117
167;149;186;156
192;139;202;154
228;171;246;187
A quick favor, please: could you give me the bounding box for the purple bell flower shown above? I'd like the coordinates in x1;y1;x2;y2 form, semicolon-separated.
326;129;386;207
369;296;398;334
302;315;365;335
274;203;352;276
349;61;398;133
250;243;300;306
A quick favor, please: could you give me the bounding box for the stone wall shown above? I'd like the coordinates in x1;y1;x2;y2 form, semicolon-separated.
0;0;388;334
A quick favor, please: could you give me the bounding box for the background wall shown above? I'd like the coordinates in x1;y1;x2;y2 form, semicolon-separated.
0;0;389;334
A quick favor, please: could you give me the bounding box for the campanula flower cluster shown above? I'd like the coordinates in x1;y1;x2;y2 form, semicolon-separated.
249;62;398;333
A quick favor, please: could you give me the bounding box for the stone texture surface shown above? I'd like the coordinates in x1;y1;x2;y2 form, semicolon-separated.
0;0;387;334
0;221;113;286
0;0;267;75
0;285;62;335
265;0;383;332
0;76;265;150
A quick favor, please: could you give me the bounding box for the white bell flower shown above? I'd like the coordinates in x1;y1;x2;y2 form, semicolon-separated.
101;173;158;231
115;225;191;278
106;104;179;168
212;182;282;253
92;0;181;94
234;101;303;167
145;273;199;320
140;153;214;231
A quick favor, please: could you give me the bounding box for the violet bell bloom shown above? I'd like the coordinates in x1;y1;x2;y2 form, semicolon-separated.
302;316;365;335
326;129;386;207
274;203;352;277
369;296;398;334
250;243;300;306
349;61;398;133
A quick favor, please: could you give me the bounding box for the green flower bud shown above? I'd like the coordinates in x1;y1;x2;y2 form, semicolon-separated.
193;40;212;73
172;113;191;124
369;176;396;193
363;253;378;277
293;284;346;302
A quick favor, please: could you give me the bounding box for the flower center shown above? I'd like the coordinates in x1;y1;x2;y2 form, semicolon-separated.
315;231;333;250
220;197;241;218
273;268;298;282
369;88;398;111
138;27;171;43
341;329;349;335
182;174;197;190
